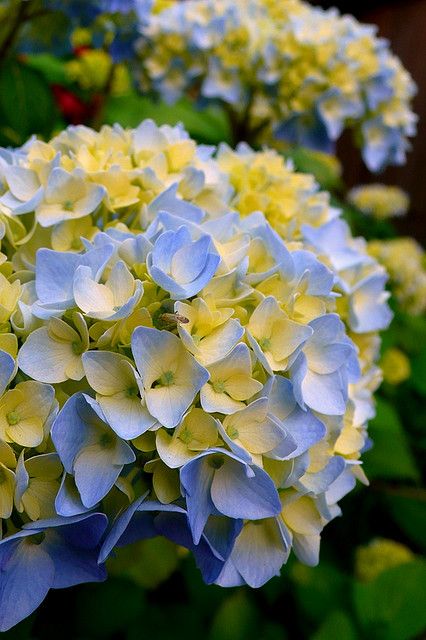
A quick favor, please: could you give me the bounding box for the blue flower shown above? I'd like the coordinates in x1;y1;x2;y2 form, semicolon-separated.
180;448;281;544
99;496;242;585
33;245;114;319
51;394;135;508
0;513;107;632
131;326;209;428
147;226;220;299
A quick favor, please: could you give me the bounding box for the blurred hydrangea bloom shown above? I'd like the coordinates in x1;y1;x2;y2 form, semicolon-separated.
355;538;415;582
0;120;391;629
348;184;410;219
369;237;426;315
135;0;416;171
380;348;411;386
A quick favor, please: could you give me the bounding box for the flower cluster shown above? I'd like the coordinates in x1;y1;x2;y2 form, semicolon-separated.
16;0;139;62
0;120;391;630
369;238;426;316
348;184;410;220
136;0;417;171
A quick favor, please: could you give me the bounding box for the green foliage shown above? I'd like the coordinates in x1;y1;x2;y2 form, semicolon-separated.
363;398;419;482
353;561;426;640
312;611;358;640
105;93;232;145
0;60;59;145
209;592;259;640
0;30;424;640
107;536;181;588
24;53;69;86
386;495;426;551
283;146;343;192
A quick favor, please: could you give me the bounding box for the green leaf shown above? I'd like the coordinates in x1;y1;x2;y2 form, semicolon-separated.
74;578;145;637
386;495;426;551
209;592;259;640
0;60;57;145
311;610;358;640
363;398;419;481
291;562;350;623
410;348;426;396
353;560;426;640
283;146;343;191
107;536;180;589
105;93;232;144
24;53;69;86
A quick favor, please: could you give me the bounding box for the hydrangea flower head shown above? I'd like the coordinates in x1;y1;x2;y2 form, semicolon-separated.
0;120;391;628
348;184;410;219
136;0;417;171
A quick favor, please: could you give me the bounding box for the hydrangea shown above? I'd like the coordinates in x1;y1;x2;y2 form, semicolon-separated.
135;0;417;171
368;238;426;316
0;120;391;629
348;184;410;219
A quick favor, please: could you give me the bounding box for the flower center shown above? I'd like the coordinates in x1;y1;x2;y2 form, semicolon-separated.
212;379;226;394
63;200;74;211
71;341;84;356
178;425;192;445
226;425;239;440
99;433;114;449
126;386;139;398
160;371;174;386
259;337;271;351
6;411;20;426
29;532;46;545
208;454;225;469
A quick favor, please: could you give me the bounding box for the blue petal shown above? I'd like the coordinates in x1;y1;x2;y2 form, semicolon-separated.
51;393;92;473
231;519;289;588
0;532;54;632
211;459;281;520
0;350;15;396
180;456;216;544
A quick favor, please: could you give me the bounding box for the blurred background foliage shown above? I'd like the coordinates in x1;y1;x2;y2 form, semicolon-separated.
0;0;425;638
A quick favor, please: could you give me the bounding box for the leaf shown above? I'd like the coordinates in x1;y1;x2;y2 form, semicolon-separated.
24;53;69;86
209;592;259;640
353;560;426;640
74;578;145;638
363;398;419;481
312;610;358;640
107;536;180;589
0;60;58;145
410;348;426;396
386;495;426;551
290;561;350;623
283;147;343;191
105;93;232;144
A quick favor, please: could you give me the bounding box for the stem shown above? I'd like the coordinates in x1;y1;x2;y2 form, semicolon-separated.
371;480;426;502
0;1;49;66
0;0;30;64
